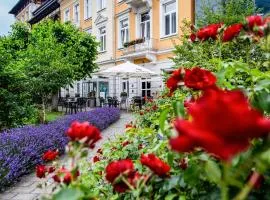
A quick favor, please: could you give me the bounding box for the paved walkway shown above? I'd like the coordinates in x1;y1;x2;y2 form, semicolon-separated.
0;112;134;200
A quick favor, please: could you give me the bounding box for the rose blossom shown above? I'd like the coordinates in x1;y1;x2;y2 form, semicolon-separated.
184;67;217;90
140;154;170;177
36;165;47;178
170;89;270;161
66;121;102;148
166;68;183;95
222;23;243;42
197;23;222;41
105;159;137;193
246;15;264;30
42;150;59;162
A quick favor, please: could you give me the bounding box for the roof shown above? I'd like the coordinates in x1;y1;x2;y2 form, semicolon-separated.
9;0;28;15
28;0;60;25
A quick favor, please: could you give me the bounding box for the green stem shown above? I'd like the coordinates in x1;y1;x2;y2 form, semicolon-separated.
221;163;230;200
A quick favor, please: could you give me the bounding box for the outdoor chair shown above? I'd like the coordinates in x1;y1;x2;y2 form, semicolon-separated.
99;97;105;107
107;97;113;107
131;96;143;110
113;96;120;107
77;97;87;112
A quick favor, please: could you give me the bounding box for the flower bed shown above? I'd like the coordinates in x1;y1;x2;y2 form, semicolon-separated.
0;107;120;191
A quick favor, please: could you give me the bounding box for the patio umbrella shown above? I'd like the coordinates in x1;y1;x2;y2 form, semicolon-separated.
96;61;157;78
96;61;158;97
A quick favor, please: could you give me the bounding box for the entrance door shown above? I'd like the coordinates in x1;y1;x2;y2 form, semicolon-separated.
99;82;109;99
121;79;129;96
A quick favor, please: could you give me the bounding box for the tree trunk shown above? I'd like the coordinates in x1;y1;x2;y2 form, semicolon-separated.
51;92;59;112
41;96;46;123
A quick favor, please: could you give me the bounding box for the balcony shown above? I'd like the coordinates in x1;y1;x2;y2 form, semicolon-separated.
125;0;152;12
28;0;60;25
122;38;158;62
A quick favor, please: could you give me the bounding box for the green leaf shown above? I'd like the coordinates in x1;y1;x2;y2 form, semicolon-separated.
165;194;177;200
173;101;185;118
205;160;221;184
159;109;169;133
53;188;84;200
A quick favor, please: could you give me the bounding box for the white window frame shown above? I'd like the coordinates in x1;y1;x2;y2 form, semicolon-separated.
64;8;70;22
140;11;151;40
141;79;151;97
97;0;106;11
73;3;80;25
160;0;178;38
99;26;106;52
84;0;91;20
118;15;129;48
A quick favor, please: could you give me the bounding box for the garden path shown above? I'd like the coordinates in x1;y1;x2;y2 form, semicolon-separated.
0;111;134;200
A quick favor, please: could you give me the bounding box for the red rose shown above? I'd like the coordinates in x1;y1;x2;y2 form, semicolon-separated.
184;67;217;90
140;154;170;177
52;175;61;183
197;23;222;41
105;159;135;193
140;111;144;115
152;105;158;111
166;68;184;95
48;166;56;173
93;155;100;163
179;158;188;170
222;23;243;42
97;148;103;154
105;159;134;183
190;33;197;42
66;121;102;148
122;141;130;147
53;167;79;185
246;15;264;30
36;165;47;178
42;150;59;162
170;89;270;161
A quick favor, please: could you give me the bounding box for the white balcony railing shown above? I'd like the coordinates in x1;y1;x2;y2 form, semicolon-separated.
123;38;158;55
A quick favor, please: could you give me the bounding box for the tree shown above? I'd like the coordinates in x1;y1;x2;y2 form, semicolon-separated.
196;0;259;26
20;20;99;121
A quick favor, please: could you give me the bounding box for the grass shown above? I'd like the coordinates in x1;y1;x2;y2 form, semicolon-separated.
46;111;65;122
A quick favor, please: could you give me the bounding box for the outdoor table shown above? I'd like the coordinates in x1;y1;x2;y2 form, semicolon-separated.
65;100;78;114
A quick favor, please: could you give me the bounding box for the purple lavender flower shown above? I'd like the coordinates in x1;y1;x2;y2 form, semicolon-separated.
0;107;120;191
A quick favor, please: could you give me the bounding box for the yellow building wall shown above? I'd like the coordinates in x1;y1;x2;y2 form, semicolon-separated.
114;0;194;61
60;0;92;30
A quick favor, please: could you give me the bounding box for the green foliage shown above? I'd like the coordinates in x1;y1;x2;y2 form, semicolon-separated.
0;20;98;129
196;0;258;26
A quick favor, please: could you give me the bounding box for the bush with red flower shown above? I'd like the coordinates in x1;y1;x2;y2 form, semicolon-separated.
38;13;270;200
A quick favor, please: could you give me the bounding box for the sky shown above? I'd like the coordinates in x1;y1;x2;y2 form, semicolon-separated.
0;0;269;36
0;0;17;36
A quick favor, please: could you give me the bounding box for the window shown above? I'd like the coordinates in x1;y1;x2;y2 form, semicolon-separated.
97;0;106;10
119;18;129;48
142;80;151;97
84;0;91;20
99;26;106;52
163;1;176;36
64;8;70;22
85;28;92;34
140;12;150;40
74;3;80;24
